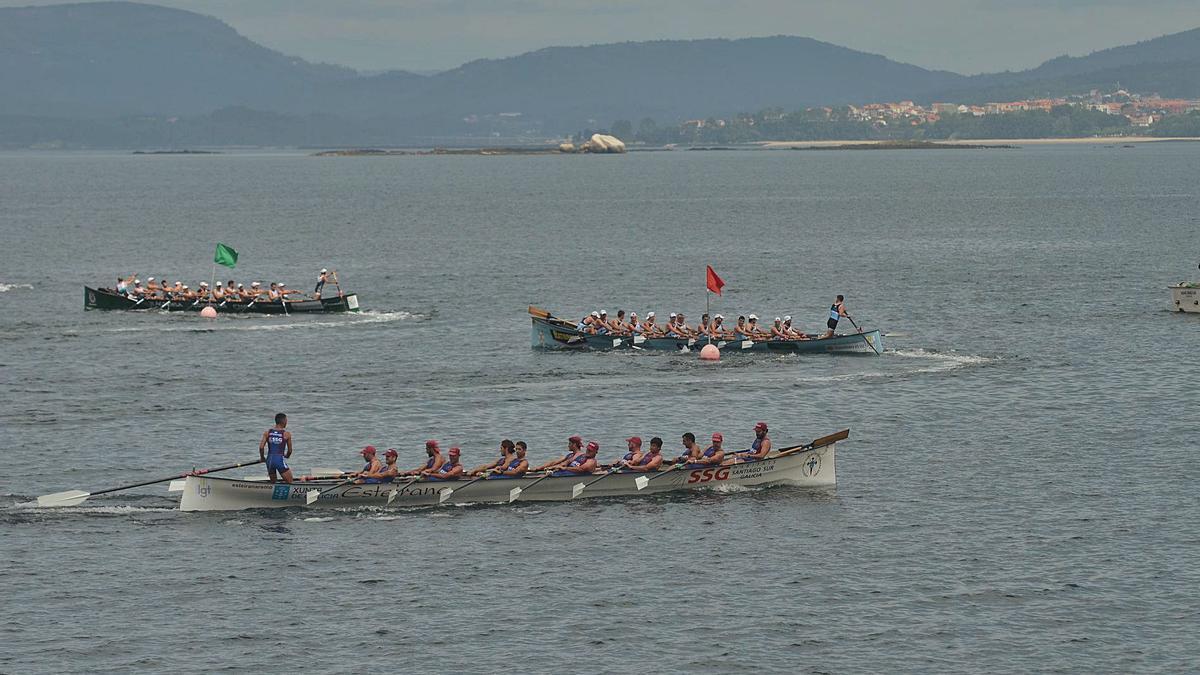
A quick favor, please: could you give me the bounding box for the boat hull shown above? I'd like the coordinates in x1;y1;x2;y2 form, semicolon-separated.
531;316;881;354
84;287;360;314
1169;283;1200;313
178;440;839;511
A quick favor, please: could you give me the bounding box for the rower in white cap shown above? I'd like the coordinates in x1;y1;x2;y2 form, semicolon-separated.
770;316;789;340
782;315;809;339
642;311;662;336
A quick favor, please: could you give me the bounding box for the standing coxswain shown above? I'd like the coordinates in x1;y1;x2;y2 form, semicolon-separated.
314;268;330;297
823;294;853;338
259;413;295;483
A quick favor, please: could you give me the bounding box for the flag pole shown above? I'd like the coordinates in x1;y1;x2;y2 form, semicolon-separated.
209;262;216;305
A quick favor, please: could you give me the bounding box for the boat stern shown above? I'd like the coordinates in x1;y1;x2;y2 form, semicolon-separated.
1169;283;1200;313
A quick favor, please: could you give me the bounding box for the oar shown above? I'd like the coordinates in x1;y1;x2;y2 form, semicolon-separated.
845;316;880;355
385;474;425;504
37;458;264;507
571;464;626;498
304;472;361;504
436;469;496;504
507;471;557;503
280;298;289;316
633;462;689;490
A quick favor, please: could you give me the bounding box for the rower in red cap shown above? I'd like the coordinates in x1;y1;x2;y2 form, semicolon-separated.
556;441;600;476
358;449;399;484
423;447;464;480
354;445;383;478
606;436;644;469
531;435;584;472
734;422;772;462
627;437;665;472
688;433;724;467
402;440;444;476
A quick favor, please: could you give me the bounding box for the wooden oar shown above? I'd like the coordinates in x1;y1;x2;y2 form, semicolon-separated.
570;464;626;498
436;469;496;504
845;316;880;355
507;470;558;503
37;458;264;507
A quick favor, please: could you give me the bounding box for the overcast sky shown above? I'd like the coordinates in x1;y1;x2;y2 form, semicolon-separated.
8;0;1200;74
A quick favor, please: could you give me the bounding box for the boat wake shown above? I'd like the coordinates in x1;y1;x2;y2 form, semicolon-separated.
886;347;995;372
0;282;33;293
97;309;422;334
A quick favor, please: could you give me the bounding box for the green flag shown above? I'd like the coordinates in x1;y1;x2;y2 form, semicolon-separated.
214;243;238;268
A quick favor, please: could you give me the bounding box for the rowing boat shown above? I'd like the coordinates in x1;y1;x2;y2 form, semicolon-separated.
177;430;846;511
530;312;882;354
84;287;360;314
1168;282;1200;313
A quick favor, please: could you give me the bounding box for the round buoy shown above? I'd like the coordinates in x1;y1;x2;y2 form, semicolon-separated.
699;344;720;361
200;306;217;319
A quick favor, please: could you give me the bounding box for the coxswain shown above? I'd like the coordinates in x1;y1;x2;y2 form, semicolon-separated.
469;439;515;476
627;437;665;471
259;412;295;483
493;441;529;478
607;436;644;469
401;440;442;476
424;447;464;480
356;445;384;478
823;294;851;339
734;422;772;462
358;449;399;484
314;268;330;297
531;435;584;472
689;433;725;467
555;441;600;476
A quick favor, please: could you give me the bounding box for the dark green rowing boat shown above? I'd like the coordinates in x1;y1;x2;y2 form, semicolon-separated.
84;287;360;314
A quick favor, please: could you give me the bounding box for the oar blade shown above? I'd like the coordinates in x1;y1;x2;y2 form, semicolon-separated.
37;490;91;508
571;483;585;499
634;476;650;491
507;487;522;503
309;467;344;478
741;340;754;350
438;488;454;504
167;480;186;492
305;488;323;505
386;489;399;504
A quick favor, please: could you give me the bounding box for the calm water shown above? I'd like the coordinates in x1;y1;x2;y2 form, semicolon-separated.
1;145;1198;673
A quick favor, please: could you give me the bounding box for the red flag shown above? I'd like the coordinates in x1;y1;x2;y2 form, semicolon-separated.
706;265;725;296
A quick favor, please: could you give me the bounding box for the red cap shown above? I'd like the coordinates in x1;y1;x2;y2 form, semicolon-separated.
568;435;582;444
448;447;461;457
425;440;439;449
360;445;377;456
384;449;398;458
754;422;768;432
711;433;723;442
586;441;599;452
626;436;642;446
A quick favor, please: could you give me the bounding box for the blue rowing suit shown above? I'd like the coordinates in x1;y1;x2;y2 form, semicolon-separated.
265;428;288;472
553;453;589;477
686;446;719;469
427;462;460;482
827;303;842;330
489;457;526;479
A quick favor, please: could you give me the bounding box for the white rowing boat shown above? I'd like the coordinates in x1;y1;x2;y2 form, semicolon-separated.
178;430;846;511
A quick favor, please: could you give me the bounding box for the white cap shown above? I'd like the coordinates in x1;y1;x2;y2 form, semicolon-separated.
774;317;781;322
252;282;260;287
669;312;676;318
590;311;600;318
147;277;155;281
216;282;222;286
200;282;208;287
749;314;758;320
783;315;792;321
647;311;655;317
277;282;284;286
238;283;245;288
183;285;189;290
714;314;723;319
600;309;607;315
320;268;327;273
630;312;638;317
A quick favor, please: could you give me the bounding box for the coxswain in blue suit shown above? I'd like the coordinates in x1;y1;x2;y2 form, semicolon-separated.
823;294;850;339
423;447;464;481
259;412;295;484
627;438;665;472
687;433;725;468
736;422;772;462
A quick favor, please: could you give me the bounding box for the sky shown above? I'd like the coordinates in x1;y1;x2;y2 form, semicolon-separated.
6;0;1200;74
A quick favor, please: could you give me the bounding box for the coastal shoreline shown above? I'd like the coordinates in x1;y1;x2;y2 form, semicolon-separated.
761;137;1199;148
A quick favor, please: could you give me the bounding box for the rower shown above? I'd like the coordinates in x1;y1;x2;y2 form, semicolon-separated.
783;316;809;339
642;311;661;336
823;294;851;339
115;275;132;294
626;437;664;471
129;279;144;297
492;441;529;478
314;268;330;297
423;447;464;480
696;313;711;337
358;449;399;484
469;439;515;476
403;440;444;476
596;310;610;334
628;312;642;335
531;435;583;472
665;313;680;337
608;436;644;469
146;277;159;293
555;441;599;476
227;279;237;294
733;316;751;338
198;281;210;300
250;281;263;299
734;422;772;462
212;282;224;301
258;412;295;483
676;313;693;338
268;283;282;301
688;433;725;467
746;314;765;337
610;309;629;334
674;432;702;465
770;317;789;340
711;314;728;338
356;446;384;478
